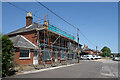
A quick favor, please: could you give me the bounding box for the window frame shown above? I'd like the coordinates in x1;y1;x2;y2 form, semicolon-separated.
42;50;51;61
19;49;31;59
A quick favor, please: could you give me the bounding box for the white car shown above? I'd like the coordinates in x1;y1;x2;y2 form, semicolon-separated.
113;57;120;61
92;55;98;60
81;55;95;60
92;55;101;59
97;56;101;59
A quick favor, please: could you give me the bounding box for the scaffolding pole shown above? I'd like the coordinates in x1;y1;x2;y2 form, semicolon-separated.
77;28;80;63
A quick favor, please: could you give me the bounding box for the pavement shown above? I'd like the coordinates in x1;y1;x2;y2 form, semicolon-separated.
5;59;119;78
15;64;77;75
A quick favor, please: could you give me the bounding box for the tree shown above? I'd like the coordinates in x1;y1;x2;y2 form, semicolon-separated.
2;35;14;77
0;33;2;78
117;53;120;57
101;46;111;57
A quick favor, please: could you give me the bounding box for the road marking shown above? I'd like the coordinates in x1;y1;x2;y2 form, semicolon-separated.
100;66;115;77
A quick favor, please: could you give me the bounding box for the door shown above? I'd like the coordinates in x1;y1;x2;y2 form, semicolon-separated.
54;51;58;63
55;53;58;62
33;51;38;65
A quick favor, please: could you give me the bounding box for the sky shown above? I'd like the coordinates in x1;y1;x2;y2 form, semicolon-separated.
2;2;118;53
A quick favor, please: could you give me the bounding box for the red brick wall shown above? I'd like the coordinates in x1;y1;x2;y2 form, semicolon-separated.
84;51;93;55
93;52;98;55
9;31;38;65
14;48;33;65
22;31;38;45
8;30;38;46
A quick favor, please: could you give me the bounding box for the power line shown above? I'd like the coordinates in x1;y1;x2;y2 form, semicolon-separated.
79;30;96;46
35;1;96;47
35;0;77;29
7;2;96;47
7;2;43;22
7;2;28;13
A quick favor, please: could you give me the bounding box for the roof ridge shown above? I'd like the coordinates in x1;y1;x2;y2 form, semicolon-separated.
14;35;21;46
20;35;38;48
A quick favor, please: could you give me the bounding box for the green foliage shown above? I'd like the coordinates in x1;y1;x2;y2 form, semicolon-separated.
2;35;14;77
101;46;111;57
0;33;2;78
117;53;120;57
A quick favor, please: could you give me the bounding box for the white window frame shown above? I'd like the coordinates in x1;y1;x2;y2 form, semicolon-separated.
19;49;31;59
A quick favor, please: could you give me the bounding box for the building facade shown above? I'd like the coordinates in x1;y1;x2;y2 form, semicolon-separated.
8;12;82;65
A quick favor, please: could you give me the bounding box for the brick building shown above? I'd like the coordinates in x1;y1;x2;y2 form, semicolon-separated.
8;12;82;65
82;44;102;55
82;44;93;55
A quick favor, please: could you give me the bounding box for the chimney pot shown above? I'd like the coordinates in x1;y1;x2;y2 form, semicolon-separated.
27;12;32;16
26;12;33;27
84;44;86;48
86;46;88;48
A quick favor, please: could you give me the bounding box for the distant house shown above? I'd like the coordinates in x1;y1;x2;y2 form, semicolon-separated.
8;12;82;65
82;44;102;55
92;50;102;55
82;44;93;55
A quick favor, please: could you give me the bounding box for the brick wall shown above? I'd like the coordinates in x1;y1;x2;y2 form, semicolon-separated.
9;31;37;65
84;51;93;55
22;30;38;45
9;30;38;46
93;52;97;55
14;48;33;65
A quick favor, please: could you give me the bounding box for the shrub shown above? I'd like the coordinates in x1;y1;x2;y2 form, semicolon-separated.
2;35;14;77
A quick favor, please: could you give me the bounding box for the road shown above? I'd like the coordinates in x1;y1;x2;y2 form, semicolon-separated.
8;59;118;78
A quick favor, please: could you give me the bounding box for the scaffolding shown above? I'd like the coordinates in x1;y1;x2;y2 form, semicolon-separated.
48;25;75;40
36;15;81;64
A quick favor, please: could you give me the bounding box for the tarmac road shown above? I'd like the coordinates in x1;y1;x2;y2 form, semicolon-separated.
7;59;119;78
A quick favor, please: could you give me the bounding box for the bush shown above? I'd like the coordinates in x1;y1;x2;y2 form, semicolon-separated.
0;34;2;78
2;35;14;77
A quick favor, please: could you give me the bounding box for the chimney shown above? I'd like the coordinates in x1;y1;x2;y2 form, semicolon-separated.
86;46;88;48
83;44;86;48
26;12;33;27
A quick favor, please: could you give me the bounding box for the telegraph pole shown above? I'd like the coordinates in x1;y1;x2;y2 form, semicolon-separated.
96;46;97;55
77;28;80;63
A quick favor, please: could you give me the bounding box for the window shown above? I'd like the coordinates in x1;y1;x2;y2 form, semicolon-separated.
42;51;51;61
92;55;95;57
19;49;30;59
68;54;73;59
60;53;66;60
60;51;66;60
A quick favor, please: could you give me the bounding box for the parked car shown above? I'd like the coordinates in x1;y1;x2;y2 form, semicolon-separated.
112;57;120;61
97;56;101;59
81;55;95;60
93;55;101;59
92;55;98;60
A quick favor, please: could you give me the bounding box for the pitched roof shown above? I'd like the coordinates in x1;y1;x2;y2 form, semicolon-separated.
8;23;44;35
10;35;38;49
8;23;82;46
92;49;102;53
83;48;92;51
